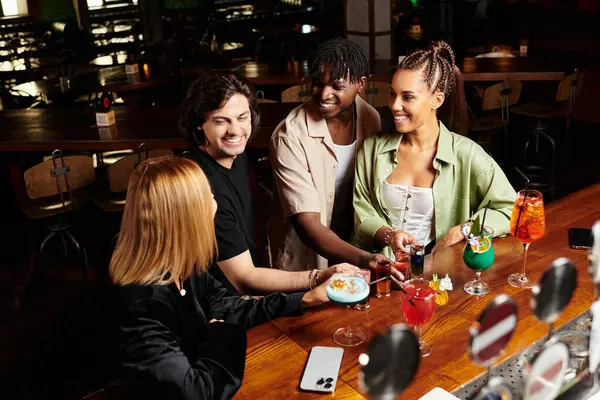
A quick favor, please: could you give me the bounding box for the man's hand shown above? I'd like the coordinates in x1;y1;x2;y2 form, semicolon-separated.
319;263;359;284
431;225;464;254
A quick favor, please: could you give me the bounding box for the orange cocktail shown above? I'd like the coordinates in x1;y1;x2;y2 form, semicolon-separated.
508;190;546;288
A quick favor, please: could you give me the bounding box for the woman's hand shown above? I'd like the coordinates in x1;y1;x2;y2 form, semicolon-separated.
301;276;331;308
209;319;224;323
318;263;359;285
387;230;418;254
301;270;361;309
431;225;464;254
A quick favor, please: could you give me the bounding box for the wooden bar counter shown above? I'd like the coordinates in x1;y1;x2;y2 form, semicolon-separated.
235;184;599;399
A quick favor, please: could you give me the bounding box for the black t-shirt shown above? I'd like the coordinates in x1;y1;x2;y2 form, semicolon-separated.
190;148;257;294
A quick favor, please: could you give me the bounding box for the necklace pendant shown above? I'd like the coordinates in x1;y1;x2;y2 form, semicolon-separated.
180;288;186;296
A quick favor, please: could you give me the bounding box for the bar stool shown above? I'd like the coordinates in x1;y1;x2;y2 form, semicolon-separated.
522;121;557;201
468;80;522;164
17;150;96;282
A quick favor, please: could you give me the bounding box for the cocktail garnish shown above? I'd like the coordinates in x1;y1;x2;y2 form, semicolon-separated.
430;274;450;306
440;274;453;291
346;279;364;294
329;279;347;291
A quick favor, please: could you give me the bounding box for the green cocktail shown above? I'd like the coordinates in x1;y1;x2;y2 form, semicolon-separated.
463;226;495;296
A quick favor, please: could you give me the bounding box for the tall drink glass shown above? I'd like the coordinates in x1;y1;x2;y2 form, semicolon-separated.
409;244;425;279
401;278;436;357
508;190;546;289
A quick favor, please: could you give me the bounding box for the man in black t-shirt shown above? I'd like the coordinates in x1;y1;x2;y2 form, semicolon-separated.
180;72;358;295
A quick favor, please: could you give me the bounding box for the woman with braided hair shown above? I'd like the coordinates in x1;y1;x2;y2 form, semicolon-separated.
352;41;516;259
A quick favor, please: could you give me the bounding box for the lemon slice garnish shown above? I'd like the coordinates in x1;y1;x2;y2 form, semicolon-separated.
470;236;492;253
429;279;449;306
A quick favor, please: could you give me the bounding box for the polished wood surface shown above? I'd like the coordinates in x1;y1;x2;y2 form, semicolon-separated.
0;102;299;152
236;184;600;399
234;58;565;85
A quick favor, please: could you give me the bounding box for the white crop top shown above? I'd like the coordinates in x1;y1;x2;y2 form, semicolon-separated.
382;180;435;247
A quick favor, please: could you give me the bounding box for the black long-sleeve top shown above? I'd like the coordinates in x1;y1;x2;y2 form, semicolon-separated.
115;272;304;400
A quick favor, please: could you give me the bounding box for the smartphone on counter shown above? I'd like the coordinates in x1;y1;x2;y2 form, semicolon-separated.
299;346;343;393
568;228;593;250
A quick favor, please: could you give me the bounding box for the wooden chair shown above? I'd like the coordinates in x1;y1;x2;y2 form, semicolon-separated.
468;80;522;162
16;150;96;281
512;72;581;134
281;80;311;103
360;80;391;108
93;147;172;213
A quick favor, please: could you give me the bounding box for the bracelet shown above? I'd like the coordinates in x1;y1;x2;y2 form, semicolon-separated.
314;270;321;286
384;228;397;246
308;269;318;290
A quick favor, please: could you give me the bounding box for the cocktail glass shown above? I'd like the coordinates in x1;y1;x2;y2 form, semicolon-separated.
327;272;370;346
508;190;546;289
401;278;436;357
463;226;495;296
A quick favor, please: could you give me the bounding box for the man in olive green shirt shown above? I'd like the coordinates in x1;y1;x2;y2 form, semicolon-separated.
352;122;516;259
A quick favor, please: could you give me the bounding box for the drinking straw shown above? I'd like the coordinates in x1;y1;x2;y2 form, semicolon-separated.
371;275;416;306
513;167;530;238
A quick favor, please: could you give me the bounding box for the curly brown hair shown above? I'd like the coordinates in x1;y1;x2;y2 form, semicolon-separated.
179;71;260;145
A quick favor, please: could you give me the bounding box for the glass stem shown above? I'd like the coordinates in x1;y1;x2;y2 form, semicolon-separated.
474;271;482;286
521;243;530;278
345;305;353;336
414;325;422;345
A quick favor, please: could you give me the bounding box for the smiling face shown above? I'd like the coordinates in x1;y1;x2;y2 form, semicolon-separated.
389;69;445;134
201;93;252;167
311;65;365;120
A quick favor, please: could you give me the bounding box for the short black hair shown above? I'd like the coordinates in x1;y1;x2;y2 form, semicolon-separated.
179;71;260;144
310;37;370;84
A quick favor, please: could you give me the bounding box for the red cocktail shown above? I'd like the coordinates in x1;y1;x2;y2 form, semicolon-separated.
401;278;436;357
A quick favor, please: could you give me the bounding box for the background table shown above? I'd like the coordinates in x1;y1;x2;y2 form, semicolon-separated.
236;183;599;399
0;102;299;152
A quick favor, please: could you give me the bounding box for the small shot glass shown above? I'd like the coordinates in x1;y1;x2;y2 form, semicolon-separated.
375;259;392;299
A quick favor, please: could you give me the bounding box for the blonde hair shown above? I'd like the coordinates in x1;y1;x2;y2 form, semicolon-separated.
109;156;217;286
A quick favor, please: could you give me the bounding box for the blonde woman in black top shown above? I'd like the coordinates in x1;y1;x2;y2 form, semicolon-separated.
110;156;338;399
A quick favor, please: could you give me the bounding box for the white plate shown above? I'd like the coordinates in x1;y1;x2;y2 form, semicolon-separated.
419;387;460;399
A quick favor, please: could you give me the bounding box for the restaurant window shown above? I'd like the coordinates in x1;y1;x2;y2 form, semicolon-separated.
0;0;27;16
